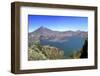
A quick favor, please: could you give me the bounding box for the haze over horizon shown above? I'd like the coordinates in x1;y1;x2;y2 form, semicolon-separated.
29;26;88;33
28;15;88;32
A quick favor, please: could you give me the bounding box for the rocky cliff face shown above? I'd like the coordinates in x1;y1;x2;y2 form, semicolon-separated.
28;43;64;60
28;26;88;60
69;39;88;59
80;39;88;58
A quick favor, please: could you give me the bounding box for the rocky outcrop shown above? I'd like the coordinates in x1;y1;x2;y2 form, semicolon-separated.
80;39;88;58
69;39;88;59
28;44;64;60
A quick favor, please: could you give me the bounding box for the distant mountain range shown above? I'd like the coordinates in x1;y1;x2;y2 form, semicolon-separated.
28;26;88;43
28;26;88;59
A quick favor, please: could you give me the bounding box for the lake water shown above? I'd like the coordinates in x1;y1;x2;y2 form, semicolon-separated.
40;36;85;58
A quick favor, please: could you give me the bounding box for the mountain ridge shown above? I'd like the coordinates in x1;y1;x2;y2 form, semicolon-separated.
29;26;87;33
28;26;88;45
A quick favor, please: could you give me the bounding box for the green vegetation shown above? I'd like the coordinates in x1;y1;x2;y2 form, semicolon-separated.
41;45;64;59
69;50;82;59
28;42;64;60
28;43;85;60
68;39;88;59
28;48;47;60
28;39;88;60
28;40;40;47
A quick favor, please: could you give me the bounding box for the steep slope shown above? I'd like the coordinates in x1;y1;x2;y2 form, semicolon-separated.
28;26;88;44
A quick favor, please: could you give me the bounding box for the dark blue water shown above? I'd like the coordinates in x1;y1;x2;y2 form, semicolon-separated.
40;36;85;57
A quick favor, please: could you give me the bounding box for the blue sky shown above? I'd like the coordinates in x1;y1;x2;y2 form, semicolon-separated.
28;15;88;32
